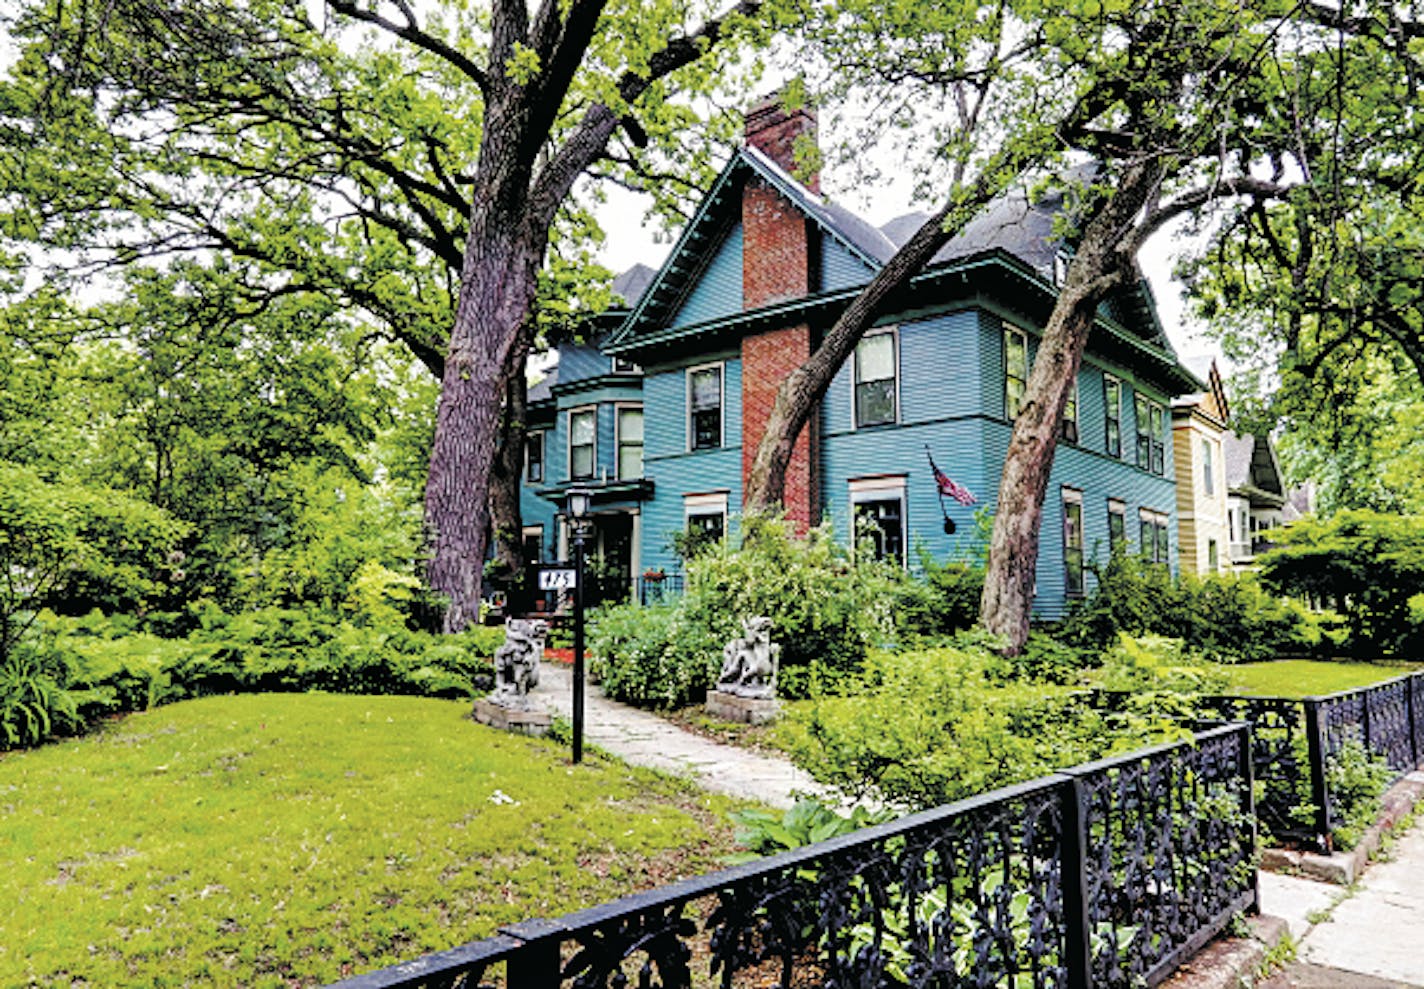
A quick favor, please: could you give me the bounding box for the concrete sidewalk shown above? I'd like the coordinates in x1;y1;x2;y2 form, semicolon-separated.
1260;800;1424;989
531;663;836;809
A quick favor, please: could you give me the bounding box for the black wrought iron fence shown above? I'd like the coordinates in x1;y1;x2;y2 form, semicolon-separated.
1111;671;1424;852
328;724;1255;989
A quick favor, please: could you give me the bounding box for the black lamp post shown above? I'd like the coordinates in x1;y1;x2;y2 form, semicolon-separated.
566;486;592;764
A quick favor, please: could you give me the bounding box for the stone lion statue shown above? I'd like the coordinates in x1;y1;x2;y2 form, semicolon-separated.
716;616;780;699
491;618;546;708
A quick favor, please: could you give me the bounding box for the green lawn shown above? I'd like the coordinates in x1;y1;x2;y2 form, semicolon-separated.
1226;659;1420;699
0;693;744;988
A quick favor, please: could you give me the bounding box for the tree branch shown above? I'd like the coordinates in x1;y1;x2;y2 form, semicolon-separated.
328;1;488;94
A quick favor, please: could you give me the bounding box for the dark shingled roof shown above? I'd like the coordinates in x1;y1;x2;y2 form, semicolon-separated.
927;186;1061;278
742;145;898;265
611;263;656;307
526;366;558;404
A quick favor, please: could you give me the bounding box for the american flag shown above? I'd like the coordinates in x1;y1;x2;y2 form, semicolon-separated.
927;447;977;506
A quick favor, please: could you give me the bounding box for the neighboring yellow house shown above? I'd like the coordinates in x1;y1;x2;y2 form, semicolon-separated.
1171;359;1231;574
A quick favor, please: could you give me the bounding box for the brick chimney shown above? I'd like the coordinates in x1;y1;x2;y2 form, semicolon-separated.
740;91;819;531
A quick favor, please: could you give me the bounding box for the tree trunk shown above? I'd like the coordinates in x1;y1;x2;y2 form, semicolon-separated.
424;197;544;632
743;202;971;513
489;332;532;587
979;164;1159;653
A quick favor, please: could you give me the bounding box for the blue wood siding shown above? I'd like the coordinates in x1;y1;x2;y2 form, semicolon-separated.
815;302;1180;619
820;238;874;292
638;354;742;575
669;223;743;329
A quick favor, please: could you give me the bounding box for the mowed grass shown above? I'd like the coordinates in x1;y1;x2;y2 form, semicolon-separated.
0;693;744;987
1227;659;1420;699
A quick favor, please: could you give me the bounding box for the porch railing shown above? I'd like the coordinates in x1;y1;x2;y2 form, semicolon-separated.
329;724;1255;989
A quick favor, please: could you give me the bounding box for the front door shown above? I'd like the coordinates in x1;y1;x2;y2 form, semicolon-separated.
593;513;634;607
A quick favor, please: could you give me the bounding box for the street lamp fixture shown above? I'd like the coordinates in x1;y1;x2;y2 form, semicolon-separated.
565;487;593;764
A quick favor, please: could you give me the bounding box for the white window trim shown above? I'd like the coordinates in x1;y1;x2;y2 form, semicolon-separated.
683;491;729;544
1004;323;1029;420
851;325;900;430
525;429;545;483
849;475;908;567
686;361;725;453
1062;486;1085;596
1103;374;1122;458
567;404;597;481
612;355;642;374
521;524;544;561
614;402;644;481
683;490;729;517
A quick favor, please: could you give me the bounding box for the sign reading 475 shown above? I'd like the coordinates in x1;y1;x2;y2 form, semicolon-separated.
537;568;577;591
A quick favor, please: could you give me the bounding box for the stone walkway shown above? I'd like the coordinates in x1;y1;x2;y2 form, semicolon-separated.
1259;796;1424;989
532;664;835;809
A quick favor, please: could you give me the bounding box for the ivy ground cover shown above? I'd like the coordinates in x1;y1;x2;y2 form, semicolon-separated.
1;693;742;987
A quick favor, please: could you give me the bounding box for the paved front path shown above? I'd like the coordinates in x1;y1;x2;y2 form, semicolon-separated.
532;664;835;809
1261;800;1424;989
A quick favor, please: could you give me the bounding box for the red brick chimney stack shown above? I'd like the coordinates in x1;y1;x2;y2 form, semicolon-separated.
740;91;819;531
743;94;820;194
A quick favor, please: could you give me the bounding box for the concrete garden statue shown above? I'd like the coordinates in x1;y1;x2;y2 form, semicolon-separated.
474;618;551;735
491;618;546;708
715;616;780;700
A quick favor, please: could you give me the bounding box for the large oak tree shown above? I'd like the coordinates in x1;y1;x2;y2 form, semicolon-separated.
745;0;1421;652
2;0;785;629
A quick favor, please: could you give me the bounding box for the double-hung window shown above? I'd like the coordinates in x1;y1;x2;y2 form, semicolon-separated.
850;476;907;565
1104;376;1122;458
1139;509;1170;564
1134;393;1166;475
1061;377;1079;444
1063;488;1085;596
688;364;722;450
1004;326;1028;419
683;492;728;555
569;408;595;480
1202;438;1215;495
853;329;897;427
525;430;544;483
1150;404;1166;474
616;406;643;480
1107;498;1126;549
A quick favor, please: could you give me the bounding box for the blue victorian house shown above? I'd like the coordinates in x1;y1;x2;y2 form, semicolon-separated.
517;96;1200;620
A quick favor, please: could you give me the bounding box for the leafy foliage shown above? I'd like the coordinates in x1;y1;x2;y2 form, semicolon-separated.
0;608;504;750
0;461;186;659
587;603;722;710
779;640;1117;809
1062;548;1339;663
1257;511;1424;657
728;799;895;861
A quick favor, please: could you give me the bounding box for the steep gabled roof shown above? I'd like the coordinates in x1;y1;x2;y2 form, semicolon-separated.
1225;432;1286;503
608;147;895;348
608;150;1194;390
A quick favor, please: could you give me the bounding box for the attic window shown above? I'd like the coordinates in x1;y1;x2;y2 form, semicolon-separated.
612;356;642;374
